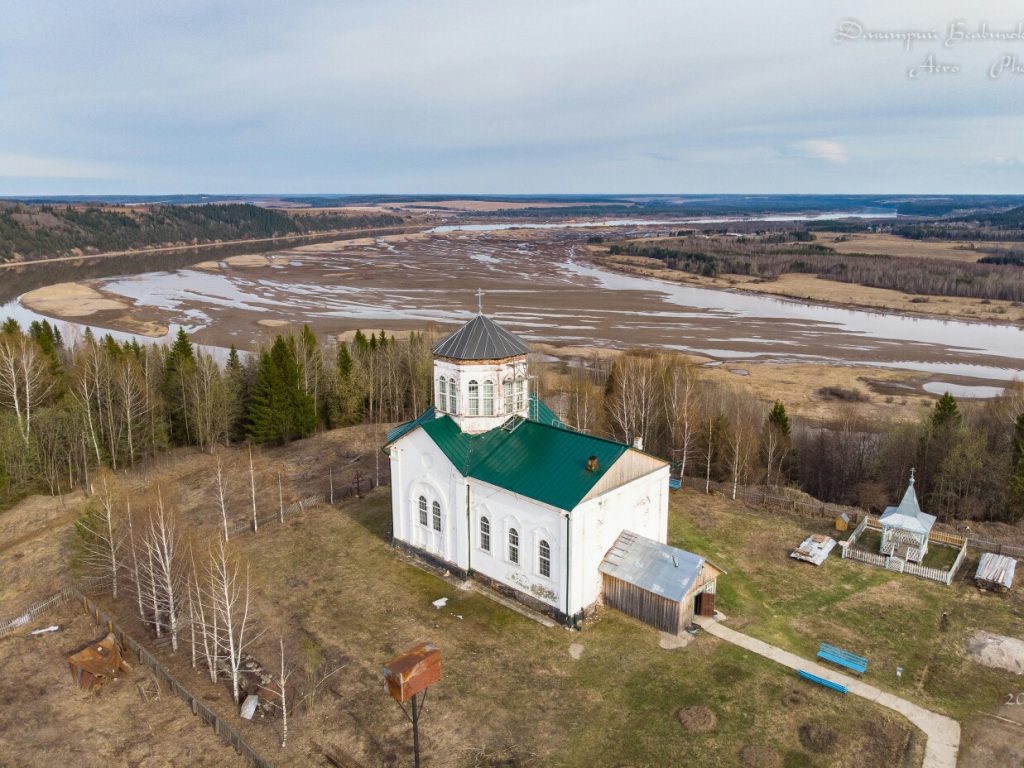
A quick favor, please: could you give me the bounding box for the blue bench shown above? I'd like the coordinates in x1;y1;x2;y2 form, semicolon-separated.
817;643;869;675
798;670;848;694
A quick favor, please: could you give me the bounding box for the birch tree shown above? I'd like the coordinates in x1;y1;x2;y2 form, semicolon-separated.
606;352;662;450
73;472;123;596
0;331;54;444
141;492;185;651
206;541;260;704
663;357;701;480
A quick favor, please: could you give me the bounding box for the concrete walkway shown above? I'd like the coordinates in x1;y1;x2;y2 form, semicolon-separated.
694;616;960;768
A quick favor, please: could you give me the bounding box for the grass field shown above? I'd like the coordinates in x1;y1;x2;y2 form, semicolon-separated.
667;491;1024;765
215;490;926;767
4;426;1023;766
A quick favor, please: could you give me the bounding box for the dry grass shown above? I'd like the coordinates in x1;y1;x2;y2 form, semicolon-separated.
700;361;933;422
6;425;1023;766
0;603;241;767
743;274;1024;324
817;231;1024;263
595;250;1024;325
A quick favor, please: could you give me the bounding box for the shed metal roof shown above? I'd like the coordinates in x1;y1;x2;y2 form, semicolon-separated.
599;531;714;603
975;553;1016;590
432;314;530;360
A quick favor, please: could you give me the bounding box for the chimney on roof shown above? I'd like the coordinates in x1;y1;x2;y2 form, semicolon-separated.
586;455;599;473
632;436;644;451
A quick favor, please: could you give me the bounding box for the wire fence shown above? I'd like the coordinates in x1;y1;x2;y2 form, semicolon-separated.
77;591;274;768
678;475;864;522
225;494;325;538
0;586;78;637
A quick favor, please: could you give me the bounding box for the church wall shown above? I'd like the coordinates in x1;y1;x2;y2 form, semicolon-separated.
569;464;670;614
466;480;568;613
389;428;469;571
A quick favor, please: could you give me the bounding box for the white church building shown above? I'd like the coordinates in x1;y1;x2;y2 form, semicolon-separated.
385;313;674;626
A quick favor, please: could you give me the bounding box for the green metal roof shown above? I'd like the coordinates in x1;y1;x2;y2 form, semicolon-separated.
414;415;631;512
528;395;562;428
386;406;437;444
385;395;641;511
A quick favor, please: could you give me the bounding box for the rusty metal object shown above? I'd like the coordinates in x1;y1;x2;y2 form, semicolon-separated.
383;642;440;703
66;632;131;690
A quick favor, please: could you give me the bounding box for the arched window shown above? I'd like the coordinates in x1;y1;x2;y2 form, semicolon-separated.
418;496;428;526
538;540;551;578
448;377;457;413
515;378;526;411
480;516;490;552
482;380;494;416
468;380;479;416
504;379;513;414
432;500;442;531
508;528;519;564
438;378;447;412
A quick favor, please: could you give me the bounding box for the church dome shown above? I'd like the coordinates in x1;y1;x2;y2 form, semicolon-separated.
432;314;530;361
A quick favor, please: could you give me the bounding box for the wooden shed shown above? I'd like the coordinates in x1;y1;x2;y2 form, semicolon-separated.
599;531;723;635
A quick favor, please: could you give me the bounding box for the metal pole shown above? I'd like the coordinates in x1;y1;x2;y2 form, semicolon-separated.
411;693;421;768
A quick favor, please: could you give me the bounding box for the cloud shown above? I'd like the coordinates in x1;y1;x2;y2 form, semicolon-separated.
0;153;123;180
794;140;849;164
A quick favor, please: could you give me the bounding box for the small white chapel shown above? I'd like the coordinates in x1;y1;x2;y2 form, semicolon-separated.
385;310;719;628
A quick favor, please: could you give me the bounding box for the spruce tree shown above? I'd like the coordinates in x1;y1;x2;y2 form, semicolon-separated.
162;328;196;445
246;336;316;444
1009;412;1024;522
334;344;363;425
932;392;961;428
767;400;790;436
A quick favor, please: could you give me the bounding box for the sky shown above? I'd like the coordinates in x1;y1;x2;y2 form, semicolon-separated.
1;0;1023;195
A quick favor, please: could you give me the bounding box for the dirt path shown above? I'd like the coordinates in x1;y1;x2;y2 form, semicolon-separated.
695;616;960;768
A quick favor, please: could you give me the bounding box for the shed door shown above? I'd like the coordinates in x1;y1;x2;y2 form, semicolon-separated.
695;590;715;617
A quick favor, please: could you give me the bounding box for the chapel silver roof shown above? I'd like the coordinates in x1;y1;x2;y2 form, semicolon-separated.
880;473;936;534
599;530;717;603
432;314;531;361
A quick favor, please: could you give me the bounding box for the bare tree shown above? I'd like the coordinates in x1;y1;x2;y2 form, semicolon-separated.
125;499;146;621
206;540;260;704
141;492;185;651
606;352;662;450
115;357;149;465
187;352;232;453
0;332;54;444
275;638;292;749
189;548;219;683
724;387;765;500
216;458;230;541
663;356;701;480
73;472;123;597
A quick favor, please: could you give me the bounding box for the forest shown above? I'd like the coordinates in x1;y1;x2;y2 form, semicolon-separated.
0;203;405;261
1;318;1022;527
610;231;1024;302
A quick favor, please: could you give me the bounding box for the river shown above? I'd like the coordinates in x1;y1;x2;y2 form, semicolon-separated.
2;215;1022;391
